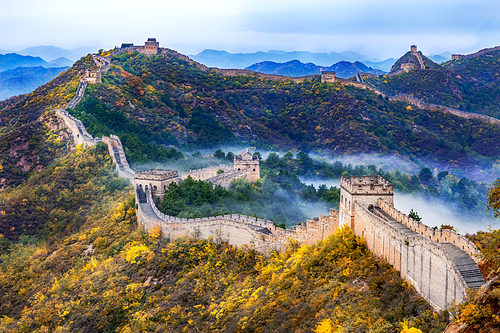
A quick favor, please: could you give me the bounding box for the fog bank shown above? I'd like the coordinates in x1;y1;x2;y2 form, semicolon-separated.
394;193;499;234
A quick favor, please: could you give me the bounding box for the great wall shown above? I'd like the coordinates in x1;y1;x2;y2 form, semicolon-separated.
53;39;486;312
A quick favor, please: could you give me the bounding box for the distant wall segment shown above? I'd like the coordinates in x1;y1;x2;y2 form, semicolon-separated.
55;48;485;313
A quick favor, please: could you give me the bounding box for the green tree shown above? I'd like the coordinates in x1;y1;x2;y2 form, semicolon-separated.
419;167;433;184
409;209;422;222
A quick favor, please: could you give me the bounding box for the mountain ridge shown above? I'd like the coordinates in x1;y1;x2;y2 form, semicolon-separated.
0;66;69;100
245;59;385;78
191;49;394;71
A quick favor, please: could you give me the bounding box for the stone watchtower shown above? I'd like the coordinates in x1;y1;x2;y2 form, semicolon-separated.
234;149;260;182
321;71;336;83
134;169;179;202
411;45;417;53
339;175;393;230
143;38;159;55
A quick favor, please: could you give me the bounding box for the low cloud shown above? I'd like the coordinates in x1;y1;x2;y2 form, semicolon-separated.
394;193;499;234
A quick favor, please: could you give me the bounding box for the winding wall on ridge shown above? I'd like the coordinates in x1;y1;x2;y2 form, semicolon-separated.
55;50;485;312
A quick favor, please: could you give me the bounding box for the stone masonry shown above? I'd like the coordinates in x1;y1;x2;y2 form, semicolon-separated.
55;48;486;313
340;176;484;311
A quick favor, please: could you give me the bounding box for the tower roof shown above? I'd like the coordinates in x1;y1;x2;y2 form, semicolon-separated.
341;175;393;195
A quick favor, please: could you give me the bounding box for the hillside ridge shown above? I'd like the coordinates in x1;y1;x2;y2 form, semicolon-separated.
54;50;484;313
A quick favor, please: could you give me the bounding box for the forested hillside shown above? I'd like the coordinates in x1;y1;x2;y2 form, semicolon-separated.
65;50;500;173
365;49;500;118
1;46;500;332
0;55;94;189
0;144;451;332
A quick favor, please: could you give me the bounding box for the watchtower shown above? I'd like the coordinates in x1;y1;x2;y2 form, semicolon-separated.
234;149;260;182
321;71;336;83
411;45;417;53
135;169;179;202
339;175;394;230
143;38;159;55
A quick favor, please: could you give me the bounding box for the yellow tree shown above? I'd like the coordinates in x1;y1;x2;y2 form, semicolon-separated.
487;179;500;218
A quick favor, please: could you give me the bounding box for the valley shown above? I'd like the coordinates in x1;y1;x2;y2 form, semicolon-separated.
1;40;500;332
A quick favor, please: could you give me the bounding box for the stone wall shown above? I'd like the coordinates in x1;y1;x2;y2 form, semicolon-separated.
377;199;481;262
206;168;250;189
136;185;340;253
354;202;468;311
55;108;101;147
101;135;135;181
66;81;88;109
181;164;233;181
214;68;318;83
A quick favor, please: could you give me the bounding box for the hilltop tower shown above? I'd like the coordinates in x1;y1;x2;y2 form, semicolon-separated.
234;149;260;182
143;38;159;55
321;71;336;83
339;175;393;232
411;45;417;53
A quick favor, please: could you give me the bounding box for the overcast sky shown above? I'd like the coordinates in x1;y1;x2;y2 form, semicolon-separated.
1;0;500;59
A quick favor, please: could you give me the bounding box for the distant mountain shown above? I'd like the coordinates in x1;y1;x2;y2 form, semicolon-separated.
18;45;94;61
0;53;49;71
245;59;384;78
48;57;75;67
191;49;390;70
428;52;452;64
0;66;69;100
362;58;396;72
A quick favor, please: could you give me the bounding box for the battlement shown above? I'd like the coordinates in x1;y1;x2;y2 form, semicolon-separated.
135;169;178;181
411;45;417;53
321;71;336;83
340;175;393;195
377;199;481;261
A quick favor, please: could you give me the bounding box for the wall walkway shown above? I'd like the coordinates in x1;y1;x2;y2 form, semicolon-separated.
350;199;484;311
55;49;486;312
338;79;499;124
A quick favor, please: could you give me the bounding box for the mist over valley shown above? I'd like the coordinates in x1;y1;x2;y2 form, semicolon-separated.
2;1;500;328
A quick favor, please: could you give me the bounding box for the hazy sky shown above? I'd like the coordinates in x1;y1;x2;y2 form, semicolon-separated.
2;0;500;59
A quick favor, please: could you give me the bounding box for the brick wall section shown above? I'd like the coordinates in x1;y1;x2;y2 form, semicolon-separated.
136;186;340;252
377;199;481;262
181;164;233;181
354;202;468;311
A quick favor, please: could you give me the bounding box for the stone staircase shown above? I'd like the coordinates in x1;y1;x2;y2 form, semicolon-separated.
412;52;426;70
439;242;485;288
113;147;122;164
136;189;147;203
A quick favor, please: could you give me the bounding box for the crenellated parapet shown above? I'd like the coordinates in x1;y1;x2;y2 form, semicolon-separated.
377;199;481;261
342;174;484;312
137;187;340;253
55;108;101;147
341;175;393;195
181;164;233;181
